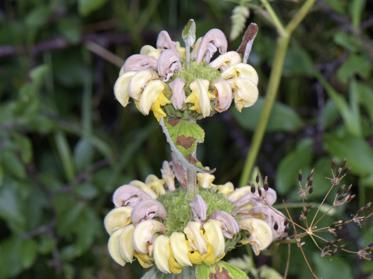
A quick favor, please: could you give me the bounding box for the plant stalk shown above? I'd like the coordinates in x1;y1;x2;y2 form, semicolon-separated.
240;0;316;186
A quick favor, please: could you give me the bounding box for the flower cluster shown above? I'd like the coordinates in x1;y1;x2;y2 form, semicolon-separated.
104;162;287;274
114;27;259;121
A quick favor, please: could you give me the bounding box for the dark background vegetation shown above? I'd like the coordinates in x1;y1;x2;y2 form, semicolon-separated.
0;0;372;278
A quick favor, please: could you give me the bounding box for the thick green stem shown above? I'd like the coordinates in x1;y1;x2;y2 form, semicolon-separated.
240;35;289;186
239;0;315;186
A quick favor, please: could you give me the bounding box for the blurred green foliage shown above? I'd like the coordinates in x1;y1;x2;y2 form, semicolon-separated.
0;0;372;278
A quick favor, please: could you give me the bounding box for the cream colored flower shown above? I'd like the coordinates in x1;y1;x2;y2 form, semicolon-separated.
184;221;208;254
118;225;135;262
209;51;241;71
128;70;157;100
197;172;215;189
186;79;214;118
133;220;165;254
153;235;171;273
114;71;136;107
230;78;259;112
170;232;192;267
212;79;233;112
129;180;158;199
140;45;161;59
145;174;166;196
216;182;234;196
104;207;132;235
203;220;225;258
239;218;273;255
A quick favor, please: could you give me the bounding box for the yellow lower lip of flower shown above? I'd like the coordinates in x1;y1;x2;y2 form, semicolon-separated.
202;244;216;265
151;92;171;121
188;250;203;264
134;252;153;268
168;252;183;274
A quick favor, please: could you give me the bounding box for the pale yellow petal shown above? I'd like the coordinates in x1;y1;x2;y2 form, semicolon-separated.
104;207;132;235
108;228;126;266
233;78;259;112
203;220;225;257
114;71;136;107
129;70;157;100
133;220;165;254
140;45;161;59
170;232;192;267
138;80;165;115
239;218;273;255
184;221;207;254
153;235;171;273
119;224;135;262
222;63;259;85
197;173;215;189
209;51;241;70
188;79;211;117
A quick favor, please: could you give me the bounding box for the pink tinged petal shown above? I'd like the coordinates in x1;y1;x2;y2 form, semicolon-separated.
250;206;287;240
209;51;241;71
112;185;153;208
131;199;167;224
156;30;177;51
171;153;187;187
161;161;176;192
196;29;228;63
210;211;240;239
190;195;208;222
213;79;233;112
121;54;157;73
169;78;186;110
157;49;181;82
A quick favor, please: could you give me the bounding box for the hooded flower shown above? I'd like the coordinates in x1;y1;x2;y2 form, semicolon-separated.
104;172;287;274
114;23;259;121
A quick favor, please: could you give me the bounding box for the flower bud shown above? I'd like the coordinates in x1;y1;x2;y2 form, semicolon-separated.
104;207;132;235
133;220;165;254
131;199;167;224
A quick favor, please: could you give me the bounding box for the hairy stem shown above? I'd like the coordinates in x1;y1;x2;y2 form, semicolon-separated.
239;0;316;186
240;35;289;186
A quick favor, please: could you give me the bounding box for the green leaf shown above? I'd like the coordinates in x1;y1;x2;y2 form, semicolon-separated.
324;134;373;176
54;132;75;182
166;119;205;156
0;237;38;278
276;139;313;194
355;81;373;121
320;100;339;129
141;267;195;279
258;265;283;279
312;158;332;197
78;0;108;16
0;150;26;179
196;264;211;279
350;0;365;30
74;138;94;171
337;54;371;83
314;255;353;279
233;98;303;132
218;261;249;279
57;17;81;43
284;43;314;76
13;134;33;163
324;0;346;13
334;32;361;52
0;184;25;231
